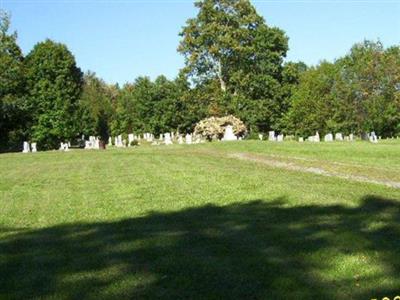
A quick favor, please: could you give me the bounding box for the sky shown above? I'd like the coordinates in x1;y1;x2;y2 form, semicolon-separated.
1;0;399;85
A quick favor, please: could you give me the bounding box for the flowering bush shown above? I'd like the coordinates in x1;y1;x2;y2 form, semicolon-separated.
194;115;247;140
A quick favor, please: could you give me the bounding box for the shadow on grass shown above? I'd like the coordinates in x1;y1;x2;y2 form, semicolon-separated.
1;195;399;299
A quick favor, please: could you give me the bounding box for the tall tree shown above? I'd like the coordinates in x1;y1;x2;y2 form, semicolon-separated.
77;71;113;140
25;39;83;149
0;10;27;151
178;0;288;132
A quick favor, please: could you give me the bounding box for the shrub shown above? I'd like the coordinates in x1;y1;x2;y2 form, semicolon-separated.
130;140;139;147
194;115;247;141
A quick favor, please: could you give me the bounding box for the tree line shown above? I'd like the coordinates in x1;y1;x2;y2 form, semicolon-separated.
1;0;399;152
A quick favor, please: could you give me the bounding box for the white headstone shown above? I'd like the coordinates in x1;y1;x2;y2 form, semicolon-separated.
178;135;184;144
94;138;100;149
258;134;263;141
369;132;378;143
222;125;237;141
349;133;354;142
22;141;30;153
31;143;37;153
314;132;320;142
108;137;112;146
277;134;284;142
60;142;69;151
117;135;123;147
268;131;276;142
324;133;333;142
299;137;304;143
185;133;192;145
164;133;173;145
335;133;343;141
128;133;134;146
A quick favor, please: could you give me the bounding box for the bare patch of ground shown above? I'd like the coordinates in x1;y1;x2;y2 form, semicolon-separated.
229;152;400;189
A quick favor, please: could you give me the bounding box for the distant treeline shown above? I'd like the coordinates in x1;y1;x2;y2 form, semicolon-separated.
1;1;399;151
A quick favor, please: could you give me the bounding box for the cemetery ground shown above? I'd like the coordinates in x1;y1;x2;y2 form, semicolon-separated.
1;140;400;300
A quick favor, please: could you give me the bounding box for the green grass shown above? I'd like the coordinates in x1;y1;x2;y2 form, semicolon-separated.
1;140;400;299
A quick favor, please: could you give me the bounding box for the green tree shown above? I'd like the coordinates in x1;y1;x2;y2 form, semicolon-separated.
284;41;400;137
178;0;288;132
283;61;339;136
25;39;83;149
335;41;400;136
0;10;27;151
77;72;113;141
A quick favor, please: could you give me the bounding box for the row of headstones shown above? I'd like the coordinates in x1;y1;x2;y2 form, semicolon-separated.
22;129;384;153
22;142;37;153
151;133;205;146
102;132;206;148
85;136;100;150
261;131;379;143
22;141;70;153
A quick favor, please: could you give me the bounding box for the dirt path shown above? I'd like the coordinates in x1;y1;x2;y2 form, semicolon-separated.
229;152;400;189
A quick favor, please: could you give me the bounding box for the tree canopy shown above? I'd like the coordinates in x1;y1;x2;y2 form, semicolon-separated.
25;39;83;149
284;41;400;137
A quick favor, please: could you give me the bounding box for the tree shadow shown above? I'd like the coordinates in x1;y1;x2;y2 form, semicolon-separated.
1;195;399;299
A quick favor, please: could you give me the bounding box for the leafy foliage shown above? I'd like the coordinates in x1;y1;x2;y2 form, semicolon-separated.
0;11;27;151
284;41;400;137
25;39;83;149
178;0;289;133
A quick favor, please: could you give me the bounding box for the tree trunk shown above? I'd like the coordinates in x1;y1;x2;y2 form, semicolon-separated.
217;60;227;92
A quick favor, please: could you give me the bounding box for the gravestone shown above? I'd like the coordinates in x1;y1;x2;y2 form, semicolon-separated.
94;138;100;150
185;133;192;145
308;132;320;142
324;133;333;142
178;135;184;144
258;134;263;141
268;131;276;142
108;137;112;146
31;143;37;153
222;125;237;141
60;142;69;151
277;134;284;142
164;133;173;145
369;132;378;143
117;135;123;147
22;141;30;153
315;132;320;142
299;137;304;143
335;133;343;141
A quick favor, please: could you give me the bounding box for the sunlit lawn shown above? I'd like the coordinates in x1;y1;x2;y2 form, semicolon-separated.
1;140;399;299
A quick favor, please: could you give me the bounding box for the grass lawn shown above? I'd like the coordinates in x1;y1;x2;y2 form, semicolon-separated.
1;140;400;299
